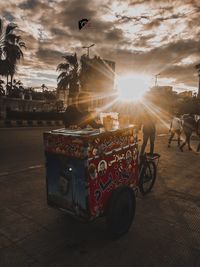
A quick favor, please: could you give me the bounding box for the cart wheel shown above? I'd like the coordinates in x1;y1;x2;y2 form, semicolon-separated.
106;186;136;238
139;161;156;195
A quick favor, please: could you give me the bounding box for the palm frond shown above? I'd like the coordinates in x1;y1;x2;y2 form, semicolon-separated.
19;41;26;48
63;53;77;66
6;23;17;35
56;63;69;71
57;78;69;90
57;71;68;82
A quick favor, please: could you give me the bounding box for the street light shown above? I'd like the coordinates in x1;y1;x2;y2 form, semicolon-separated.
82;43;95;58
155;73;160;87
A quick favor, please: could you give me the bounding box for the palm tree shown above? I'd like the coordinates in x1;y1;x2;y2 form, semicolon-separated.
0;18;25;92
0;79;5;96
0;19;17;85
41;83;48;92
56;53;79;102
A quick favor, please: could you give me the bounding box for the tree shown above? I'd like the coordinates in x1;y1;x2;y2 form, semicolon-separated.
56;53;79;101
0;18;25;92
0;79;5;96
7;79;24;98
41;83;48;92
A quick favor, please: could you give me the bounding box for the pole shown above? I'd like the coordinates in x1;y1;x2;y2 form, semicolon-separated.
198;72;200;98
155;73;160;87
155;75;157;87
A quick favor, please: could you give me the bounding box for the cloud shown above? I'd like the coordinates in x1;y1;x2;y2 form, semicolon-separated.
18;0;40;10
2;11;15;22
161;63;199;88
18;0;50;12
35;47;64;66
57;0;97;31
128;0;147;6
98;38;200;82
0;0;199;90
133;34;156;47
115;13;149;24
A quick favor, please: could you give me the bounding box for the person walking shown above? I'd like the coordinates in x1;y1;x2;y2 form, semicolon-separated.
196;118;200;152
179;113;196;152
168;113;182;147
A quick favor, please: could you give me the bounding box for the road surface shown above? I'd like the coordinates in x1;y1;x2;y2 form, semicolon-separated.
0;127;56;174
0;127;199;267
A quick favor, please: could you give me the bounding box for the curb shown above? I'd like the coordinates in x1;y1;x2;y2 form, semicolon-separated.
0;120;64;127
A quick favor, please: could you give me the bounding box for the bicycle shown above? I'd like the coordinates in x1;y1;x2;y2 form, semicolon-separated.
138;152;160;195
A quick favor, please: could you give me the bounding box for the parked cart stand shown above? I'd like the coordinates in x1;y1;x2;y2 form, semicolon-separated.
43;126;160;238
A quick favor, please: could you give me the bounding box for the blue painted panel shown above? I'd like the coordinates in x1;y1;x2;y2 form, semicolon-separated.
46;153;87;211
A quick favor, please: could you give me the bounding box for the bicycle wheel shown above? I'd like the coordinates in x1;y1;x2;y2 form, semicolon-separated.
139;160;157;195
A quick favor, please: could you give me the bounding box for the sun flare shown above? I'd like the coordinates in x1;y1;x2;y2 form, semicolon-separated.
117;74;150;102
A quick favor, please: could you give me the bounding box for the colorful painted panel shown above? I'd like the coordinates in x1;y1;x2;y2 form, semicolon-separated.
87;128;137;158
44;133;87;158
87;144;138;218
44;126;137;159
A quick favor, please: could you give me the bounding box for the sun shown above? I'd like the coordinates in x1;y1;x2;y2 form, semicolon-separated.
117;74;150;101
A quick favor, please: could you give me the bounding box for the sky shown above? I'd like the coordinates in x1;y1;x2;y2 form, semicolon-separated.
0;0;200;92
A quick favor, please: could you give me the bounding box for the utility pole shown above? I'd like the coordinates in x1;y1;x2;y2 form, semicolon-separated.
82;43;95;58
195;64;200;98
155;73;160;87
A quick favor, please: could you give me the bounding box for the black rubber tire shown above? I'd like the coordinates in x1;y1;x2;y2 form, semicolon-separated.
106;186;136;238
139;160;157;195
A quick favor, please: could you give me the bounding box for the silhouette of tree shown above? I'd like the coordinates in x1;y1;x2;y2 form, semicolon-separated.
41;83;48;92
6;79;24;98
56;53;79;99
0;18;25;92
0;79;5;96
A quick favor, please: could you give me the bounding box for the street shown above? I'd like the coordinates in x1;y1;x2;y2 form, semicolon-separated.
0;127;57;174
0;128;200;267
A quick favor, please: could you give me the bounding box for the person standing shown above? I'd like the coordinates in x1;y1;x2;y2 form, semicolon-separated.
63;93;102;129
139;109;156;157
179;113;196;152
168;114;182;147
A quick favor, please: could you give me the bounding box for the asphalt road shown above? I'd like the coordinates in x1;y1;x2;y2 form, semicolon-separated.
0;127;56;174
0;128;200;267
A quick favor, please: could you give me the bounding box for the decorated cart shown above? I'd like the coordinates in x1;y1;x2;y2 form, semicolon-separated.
43;126;159;237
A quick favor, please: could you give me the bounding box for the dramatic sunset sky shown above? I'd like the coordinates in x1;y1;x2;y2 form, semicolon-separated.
1;0;200;92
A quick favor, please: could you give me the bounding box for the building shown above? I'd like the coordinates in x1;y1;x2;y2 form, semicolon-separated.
178;91;193;98
80;55;116;109
0;96;57;119
150;86;173;94
195;63;200;98
80;55;115;92
56;89;68;107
